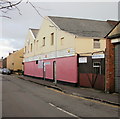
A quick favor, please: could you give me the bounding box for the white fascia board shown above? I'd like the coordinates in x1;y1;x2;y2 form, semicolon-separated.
29;29;35;40
23;48;75;62
47;16;60;30
111;38;120;43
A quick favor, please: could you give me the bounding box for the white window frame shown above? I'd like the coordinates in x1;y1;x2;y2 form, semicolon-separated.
93;62;101;74
93;39;100;49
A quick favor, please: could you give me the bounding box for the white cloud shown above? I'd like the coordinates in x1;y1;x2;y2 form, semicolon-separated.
0;39;18;58
0;1;118;58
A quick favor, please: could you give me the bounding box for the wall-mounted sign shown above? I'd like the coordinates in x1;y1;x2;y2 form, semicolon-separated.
45;62;50;65
38;61;43;68
92;54;105;59
79;57;87;63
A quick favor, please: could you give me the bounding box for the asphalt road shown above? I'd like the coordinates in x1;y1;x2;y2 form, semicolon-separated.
2;74;119;118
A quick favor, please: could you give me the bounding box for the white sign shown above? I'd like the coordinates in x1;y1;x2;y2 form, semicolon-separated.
38;61;43;68
79;57;87;63
45;62;50;65
92;54;105;59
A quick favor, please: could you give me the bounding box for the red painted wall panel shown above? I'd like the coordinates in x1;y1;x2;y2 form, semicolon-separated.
56;56;78;83
79;73;92;88
44;59;54;80
79;73;105;90
24;61;43;77
93;74;105;90
24;56;78;83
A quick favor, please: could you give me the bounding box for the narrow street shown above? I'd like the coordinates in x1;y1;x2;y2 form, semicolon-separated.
2;74;119;118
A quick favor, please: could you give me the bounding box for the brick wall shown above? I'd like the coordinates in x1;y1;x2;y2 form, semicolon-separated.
3;58;7;68
105;39;115;93
0;60;2;68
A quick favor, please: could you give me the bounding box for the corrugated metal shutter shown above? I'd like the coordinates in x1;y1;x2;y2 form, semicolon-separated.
115;43;120;93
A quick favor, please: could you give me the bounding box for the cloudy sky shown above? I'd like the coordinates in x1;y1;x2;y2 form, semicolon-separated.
0;0;119;58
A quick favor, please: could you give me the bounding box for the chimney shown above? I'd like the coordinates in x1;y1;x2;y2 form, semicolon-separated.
9;53;12;55
107;20;118;26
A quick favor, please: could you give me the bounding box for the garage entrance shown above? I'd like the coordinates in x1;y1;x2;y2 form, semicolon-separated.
115;43;120;93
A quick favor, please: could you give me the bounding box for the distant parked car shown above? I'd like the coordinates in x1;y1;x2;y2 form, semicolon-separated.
2;68;11;75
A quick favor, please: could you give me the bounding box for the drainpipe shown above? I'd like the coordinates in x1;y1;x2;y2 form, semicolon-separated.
104;48;107;93
54;27;58;84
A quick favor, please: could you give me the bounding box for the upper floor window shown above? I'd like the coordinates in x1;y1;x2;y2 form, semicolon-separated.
36;40;39;50
51;33;54;45
61;37;64;45
93;39;100;48
43;37;45;46
93;62;101;74
24;46;26;53
31;43;33;52
27;39;30;45
28;45;29;53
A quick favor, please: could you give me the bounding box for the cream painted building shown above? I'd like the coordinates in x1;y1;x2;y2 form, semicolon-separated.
24;16;116;90
24;16;114;61
7;48;24;71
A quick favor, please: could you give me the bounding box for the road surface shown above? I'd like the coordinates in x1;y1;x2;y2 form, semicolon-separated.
2;74;119;118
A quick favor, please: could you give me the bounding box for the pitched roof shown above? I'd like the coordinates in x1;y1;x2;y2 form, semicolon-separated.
48;16;117;38
106;21;120;39
30;29;39;38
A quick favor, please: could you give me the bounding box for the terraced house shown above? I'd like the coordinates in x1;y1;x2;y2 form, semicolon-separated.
23;16;117;91
7;48;24;72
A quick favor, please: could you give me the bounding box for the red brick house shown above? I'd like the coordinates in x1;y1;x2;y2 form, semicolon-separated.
105;21;120;93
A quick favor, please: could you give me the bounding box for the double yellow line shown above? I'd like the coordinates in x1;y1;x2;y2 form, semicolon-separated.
46;87;120;109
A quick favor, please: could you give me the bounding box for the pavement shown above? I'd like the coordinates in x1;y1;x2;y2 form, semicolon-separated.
17;75;120;107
